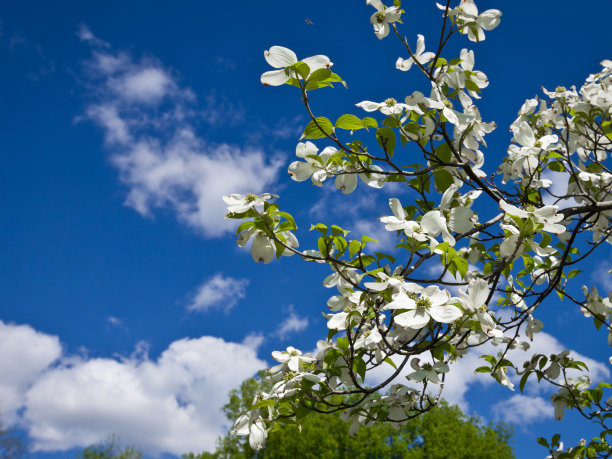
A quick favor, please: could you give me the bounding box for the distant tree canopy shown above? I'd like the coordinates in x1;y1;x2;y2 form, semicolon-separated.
183;373;514;459
77;435;142;459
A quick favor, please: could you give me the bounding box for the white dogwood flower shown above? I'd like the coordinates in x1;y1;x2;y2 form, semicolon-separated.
367;0;402;39
261;46;332;86
223;193;277;215
384;286;461;329
396;35;436;71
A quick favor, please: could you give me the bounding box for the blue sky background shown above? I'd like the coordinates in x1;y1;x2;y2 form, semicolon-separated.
1;1;611;457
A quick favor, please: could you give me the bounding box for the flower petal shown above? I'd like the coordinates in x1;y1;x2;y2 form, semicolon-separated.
394;309;430;329
264;46;297;68
429;304;462;323
261;69;291;86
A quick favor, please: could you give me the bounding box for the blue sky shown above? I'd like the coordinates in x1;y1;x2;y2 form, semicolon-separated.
1;0;611;457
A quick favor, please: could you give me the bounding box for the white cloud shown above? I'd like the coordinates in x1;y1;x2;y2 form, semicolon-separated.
80;27;282;237
351;219;396;252
76;24;109;48
86;104;132;145
187;273;249;313
242;332;265;351
0;322;62;424
200;90;245;126
109;67;175;104
275;306;309;339
541;170;578;208
591;256;612;291
0;321;266;456
492;394;553;425
106;316;122;327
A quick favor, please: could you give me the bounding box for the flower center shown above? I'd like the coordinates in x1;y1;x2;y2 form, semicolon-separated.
375;11;386;23
416;297;432;311
385;97;397;107
245;193;258;202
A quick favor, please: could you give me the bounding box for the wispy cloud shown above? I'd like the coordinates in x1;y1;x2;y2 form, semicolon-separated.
106;316;123;327
200;89;245;126
187;273;249;313
0;320;266;456
275;305;309;339
4;31;55;81
76;24;109;48
79;26;282;237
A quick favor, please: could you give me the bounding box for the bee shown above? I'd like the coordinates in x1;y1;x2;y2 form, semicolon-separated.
305;18;314;25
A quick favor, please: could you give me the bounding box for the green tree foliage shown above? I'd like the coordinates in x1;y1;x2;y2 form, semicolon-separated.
77;435;142;459
183;374;514;459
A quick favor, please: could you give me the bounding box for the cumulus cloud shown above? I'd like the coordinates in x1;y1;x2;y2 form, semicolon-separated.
492;394;553;425
79;27;282;237
0;321;266;456
187;273;249;313
275;305;309;339
0;322;62;424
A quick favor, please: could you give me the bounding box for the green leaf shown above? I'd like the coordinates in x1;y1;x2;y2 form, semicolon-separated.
434;169;454;193
363;117;378;129
464;79;481;93
335;114;366;131
474;366;492;374
330;224;350;237
519;373;530;392
276;220;296;233
375;252;397;264
317;236;329;256
310;223;328;235
307;68;332;84
537;437;550;448
235;220;255;236
361;235;379;245
384;357;397;369
453;257;469;278
337;337;349;351
292;61;311;80
274;239;285;258
348;240;361;259
435;143;452;162
301;117;334;140
540;232;552;248
332;236;348;254
353;357;367;381
548;161;566;172
376;127;396;157
432;57;447;67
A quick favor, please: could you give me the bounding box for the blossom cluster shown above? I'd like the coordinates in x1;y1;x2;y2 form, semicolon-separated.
224;0;612;453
